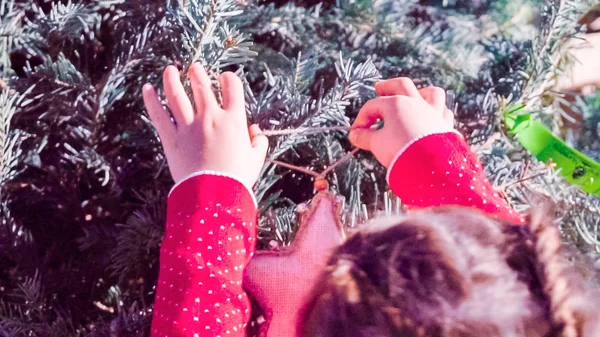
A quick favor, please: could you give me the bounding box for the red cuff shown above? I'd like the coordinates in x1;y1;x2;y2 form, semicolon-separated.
388;132;522;223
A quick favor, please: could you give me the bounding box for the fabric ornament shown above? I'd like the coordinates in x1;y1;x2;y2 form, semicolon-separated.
243;187;345;337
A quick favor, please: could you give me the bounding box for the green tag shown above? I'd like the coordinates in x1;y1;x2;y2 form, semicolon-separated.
504;108;600;195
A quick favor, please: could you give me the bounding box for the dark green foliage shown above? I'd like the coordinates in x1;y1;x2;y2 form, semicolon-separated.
0;0;598;335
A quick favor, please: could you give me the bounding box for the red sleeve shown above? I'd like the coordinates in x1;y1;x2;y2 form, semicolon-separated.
387;132;522;223
151;173;256;337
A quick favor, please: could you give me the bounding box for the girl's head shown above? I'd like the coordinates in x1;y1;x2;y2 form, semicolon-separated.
298;206;600;337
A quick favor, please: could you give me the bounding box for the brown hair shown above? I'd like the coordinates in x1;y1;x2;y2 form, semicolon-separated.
297;206;600;337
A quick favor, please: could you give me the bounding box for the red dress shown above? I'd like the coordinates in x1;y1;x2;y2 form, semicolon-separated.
150;131;522;337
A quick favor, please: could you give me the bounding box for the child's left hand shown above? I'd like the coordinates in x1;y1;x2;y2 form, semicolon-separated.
142;64;268;189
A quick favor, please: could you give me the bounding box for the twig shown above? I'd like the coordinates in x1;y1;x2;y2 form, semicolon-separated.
266;147;360;179
261;126;351;137
320;148;360;177
266;159;320;177
498;172;547;190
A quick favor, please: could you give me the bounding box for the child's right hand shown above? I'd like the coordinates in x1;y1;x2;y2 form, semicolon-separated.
349;78;454;168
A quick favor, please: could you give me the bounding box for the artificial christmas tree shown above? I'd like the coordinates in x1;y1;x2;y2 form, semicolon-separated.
0;0;599;335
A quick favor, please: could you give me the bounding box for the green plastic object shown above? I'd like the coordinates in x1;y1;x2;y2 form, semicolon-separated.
504;107;600;195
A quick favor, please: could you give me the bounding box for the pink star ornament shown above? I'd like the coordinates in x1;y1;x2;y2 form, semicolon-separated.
243;190;345;337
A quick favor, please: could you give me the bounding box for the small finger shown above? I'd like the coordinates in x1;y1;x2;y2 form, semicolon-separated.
443;108;455;128
351;96;398;150
163;65;194;126
352;97;386;129
142;84;175;145
219;72;245;114
189;63;219;114
419;87;446;113
375;77;420;98
249;124;269;156
349;128;376;151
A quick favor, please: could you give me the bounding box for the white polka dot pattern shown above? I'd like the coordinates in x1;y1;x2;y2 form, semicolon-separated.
387;132;523;224
151;174;257;337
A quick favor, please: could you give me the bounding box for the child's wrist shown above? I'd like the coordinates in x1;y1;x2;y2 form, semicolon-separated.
169;170;258;208
386;129;462;184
